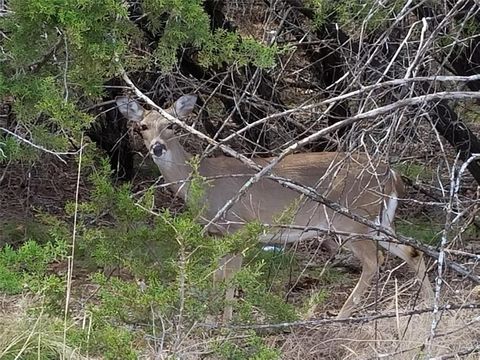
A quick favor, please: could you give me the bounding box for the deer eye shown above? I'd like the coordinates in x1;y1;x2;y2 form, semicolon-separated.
166;123;174;130
140;124;148;131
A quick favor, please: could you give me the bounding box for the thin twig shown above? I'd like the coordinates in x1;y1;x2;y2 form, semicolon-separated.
199;303;480;330
428;344;480;360
62;133;83;358
120;72;480;283
0;127;83;164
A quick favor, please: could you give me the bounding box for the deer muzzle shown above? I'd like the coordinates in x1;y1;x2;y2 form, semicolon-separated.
151;142;167;157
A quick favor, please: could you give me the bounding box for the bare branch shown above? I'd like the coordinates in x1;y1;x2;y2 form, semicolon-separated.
121;72;479;283
0;127;83;164
199;303;480;330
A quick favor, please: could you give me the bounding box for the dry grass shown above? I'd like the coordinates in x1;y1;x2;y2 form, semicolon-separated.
277;292;480;359
0;295;88;360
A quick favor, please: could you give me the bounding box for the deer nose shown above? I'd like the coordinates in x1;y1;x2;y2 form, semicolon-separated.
151;143;166;157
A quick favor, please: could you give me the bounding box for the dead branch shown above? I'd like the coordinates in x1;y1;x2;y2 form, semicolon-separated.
199;303;480;330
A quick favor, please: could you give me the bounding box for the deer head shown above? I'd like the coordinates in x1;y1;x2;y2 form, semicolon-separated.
116;95;197;159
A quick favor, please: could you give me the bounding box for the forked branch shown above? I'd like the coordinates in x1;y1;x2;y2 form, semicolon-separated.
120;71;480;284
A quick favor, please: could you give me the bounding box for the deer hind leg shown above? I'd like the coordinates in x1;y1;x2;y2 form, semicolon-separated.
337;239;384;319
378;240;434;302
214;254;243;322
378;189;433;302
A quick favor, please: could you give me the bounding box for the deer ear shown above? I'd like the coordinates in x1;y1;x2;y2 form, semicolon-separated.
116;96;145;122
173;94;197;118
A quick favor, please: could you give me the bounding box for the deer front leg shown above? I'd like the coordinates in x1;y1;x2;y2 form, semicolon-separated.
214;254;243;322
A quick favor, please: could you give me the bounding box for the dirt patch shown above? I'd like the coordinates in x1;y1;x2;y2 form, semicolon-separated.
0;156;88;219
0;155;90;246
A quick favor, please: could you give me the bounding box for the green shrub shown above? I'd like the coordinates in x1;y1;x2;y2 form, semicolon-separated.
0;1;288;355
214;331;281;360
307;0;403;34
0;238;67;294
1;0;279;162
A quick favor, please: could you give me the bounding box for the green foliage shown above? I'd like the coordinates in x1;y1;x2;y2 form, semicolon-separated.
307;0;330;28
2;0;131;79
272;197;301;226
199;29;280;69
0;214;70;310
395;162;433;181
0;156;300;356
75;324;138;360
0;0;348;357
1;75;93;160
308;0;403;34
0;0;130;159
185;155;208;216
302;288;329;312
463;103;480;124
0;238;67;294
215;331;281;360
461;18;480;38
437;16;480;51
143;0;280;71
0;74;95;163
1;0;279;165
308;266;347;286
1;2;286;352
144;0;211;70
66;158;296;334
397;218;442;246
0;129;40;163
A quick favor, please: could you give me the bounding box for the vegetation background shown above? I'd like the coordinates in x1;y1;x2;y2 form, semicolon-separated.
1;0;480;359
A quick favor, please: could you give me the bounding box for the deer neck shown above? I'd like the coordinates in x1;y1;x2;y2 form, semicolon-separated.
152;138;193;200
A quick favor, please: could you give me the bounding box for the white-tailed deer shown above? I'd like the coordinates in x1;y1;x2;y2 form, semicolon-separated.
116;94;433;320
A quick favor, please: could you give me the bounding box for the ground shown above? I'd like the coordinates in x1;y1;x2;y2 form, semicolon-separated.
1;152;479;359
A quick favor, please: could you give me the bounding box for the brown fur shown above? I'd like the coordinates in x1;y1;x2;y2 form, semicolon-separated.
116;95;434;320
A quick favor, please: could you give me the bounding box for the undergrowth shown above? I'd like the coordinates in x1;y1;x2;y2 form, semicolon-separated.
0;155;448;358
0;158;300;359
